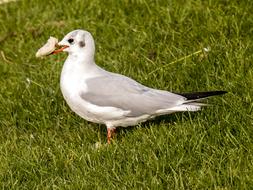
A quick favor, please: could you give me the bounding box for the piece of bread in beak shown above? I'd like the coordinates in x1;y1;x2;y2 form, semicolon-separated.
36;37;58;57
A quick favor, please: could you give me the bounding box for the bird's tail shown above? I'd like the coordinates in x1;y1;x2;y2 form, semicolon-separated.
176;90;227;101
170;91;227;112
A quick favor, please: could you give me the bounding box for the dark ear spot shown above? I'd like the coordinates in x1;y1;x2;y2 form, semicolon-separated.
79;41;85;47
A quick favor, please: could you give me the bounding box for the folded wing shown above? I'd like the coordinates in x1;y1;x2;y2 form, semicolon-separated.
80;74;186;117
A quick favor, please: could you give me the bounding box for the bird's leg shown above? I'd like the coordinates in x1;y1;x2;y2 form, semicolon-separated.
107;128;116;144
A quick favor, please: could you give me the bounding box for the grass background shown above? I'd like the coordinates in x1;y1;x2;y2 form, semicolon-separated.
0;0;253;189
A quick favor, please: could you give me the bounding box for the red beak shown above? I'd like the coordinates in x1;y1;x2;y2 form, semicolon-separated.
50;45;69;55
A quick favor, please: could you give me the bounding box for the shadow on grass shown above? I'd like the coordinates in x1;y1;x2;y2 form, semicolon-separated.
94;111;199;142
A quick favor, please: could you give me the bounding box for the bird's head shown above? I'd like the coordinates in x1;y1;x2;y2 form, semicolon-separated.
52;29;95;57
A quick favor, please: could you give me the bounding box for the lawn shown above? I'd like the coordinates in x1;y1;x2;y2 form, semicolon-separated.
0;0;253;189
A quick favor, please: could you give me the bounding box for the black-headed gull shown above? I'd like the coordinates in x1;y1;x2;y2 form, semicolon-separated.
51;29;226;143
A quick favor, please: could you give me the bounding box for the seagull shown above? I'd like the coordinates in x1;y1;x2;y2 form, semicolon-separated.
51;29;227;143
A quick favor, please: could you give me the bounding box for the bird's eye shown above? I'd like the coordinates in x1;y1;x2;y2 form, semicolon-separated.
68;38;74;44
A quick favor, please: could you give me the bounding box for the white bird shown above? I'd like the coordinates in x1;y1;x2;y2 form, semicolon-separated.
51;29;226;143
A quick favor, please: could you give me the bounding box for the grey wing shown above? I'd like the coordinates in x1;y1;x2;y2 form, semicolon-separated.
80;74;186;117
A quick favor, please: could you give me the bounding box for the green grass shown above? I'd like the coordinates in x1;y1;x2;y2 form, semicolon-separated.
0;0;253;189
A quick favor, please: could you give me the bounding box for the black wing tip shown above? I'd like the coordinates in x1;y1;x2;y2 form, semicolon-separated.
176;90;228;100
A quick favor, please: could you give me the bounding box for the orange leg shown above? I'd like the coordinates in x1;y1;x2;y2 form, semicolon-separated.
107;128;116;144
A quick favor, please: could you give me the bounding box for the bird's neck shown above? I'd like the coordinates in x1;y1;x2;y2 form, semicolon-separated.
69;50;94;63
62;52;106;78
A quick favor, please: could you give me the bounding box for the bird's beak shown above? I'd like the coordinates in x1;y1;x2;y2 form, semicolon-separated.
50;44;69;55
